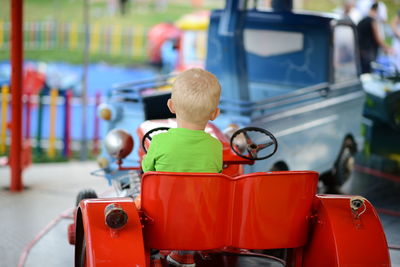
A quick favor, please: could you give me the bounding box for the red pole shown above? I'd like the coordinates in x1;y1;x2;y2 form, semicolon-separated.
92;91;100;156
10;0;24;191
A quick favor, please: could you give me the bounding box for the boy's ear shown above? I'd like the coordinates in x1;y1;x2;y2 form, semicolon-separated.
167;99;176;114
210;108;220;121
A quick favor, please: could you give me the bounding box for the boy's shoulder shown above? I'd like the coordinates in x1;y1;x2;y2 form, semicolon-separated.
151;131;170;142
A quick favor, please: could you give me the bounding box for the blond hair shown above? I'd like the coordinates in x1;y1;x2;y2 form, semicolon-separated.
171;68;221;124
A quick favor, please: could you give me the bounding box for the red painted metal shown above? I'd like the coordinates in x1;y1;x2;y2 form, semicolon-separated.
79;198;146;267
141;171;318;250
10;0;24;191
77;170;391;266
303;195;390;266
76;121;390;266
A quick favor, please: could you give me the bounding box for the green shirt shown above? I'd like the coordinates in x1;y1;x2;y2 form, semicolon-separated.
141;128;223;173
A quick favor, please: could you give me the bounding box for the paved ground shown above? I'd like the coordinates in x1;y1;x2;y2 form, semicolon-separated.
0;161;109;267
0;157;399;267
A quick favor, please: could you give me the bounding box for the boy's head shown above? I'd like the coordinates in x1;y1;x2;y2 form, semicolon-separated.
168;68;221;125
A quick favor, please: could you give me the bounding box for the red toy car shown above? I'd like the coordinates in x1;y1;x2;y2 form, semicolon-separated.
72;119;390;267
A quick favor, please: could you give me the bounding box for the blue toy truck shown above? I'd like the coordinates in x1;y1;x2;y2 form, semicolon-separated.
96;0;365;193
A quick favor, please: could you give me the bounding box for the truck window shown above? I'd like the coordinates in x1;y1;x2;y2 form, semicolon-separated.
244;29;304;57
333;25;358;82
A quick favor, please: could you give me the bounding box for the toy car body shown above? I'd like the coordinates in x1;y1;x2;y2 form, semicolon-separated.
73;118;390;266
97;1;365;191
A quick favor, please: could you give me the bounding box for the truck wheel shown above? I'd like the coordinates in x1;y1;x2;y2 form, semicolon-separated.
323;137;356;193
334;146;355;186
334;136;356;186
76;189;97;207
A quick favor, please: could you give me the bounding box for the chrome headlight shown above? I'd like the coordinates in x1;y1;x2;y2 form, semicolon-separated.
104;129;134;160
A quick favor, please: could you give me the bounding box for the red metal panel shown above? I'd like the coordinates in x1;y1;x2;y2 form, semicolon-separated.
302;195;391;266
80;198;146;267
231;171;319;249
140;171;318;251
141;172;232;250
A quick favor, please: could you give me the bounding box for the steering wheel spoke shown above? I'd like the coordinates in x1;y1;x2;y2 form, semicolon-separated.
257;141;274;152
242;131;253;145
247;147;258;158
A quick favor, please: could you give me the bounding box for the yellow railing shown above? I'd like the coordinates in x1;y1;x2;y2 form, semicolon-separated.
0;20;148;58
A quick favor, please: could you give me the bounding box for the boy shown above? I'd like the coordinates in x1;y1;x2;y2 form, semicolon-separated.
141;68;223;266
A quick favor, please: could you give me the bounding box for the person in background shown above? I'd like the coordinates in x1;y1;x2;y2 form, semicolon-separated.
356;0;387;37
119;0;129;15
357;3;391;73
391;10;400;71
341;0;362;24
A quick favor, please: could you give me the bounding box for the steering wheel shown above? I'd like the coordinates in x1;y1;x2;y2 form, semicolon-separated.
141;127;170;153
230;127;278;160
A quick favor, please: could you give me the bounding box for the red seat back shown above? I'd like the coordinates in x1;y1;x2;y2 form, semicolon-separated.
231;172;318;249
141;171;318;250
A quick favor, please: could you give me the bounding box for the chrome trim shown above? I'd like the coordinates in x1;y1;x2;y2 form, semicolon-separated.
330;79;361;90
254;90;365;123
275;115;339;138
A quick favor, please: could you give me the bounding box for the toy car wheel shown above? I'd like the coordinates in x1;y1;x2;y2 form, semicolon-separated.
230;127;278;160
75;189;97;207
76;236;87;267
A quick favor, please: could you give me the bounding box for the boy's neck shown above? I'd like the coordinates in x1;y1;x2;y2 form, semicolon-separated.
176;117;207;131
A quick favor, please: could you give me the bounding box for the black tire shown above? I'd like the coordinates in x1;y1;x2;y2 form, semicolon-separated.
79;237;86;267
75;210;86;267
322;137;356;193
334;146;355;186
75;189;97;207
